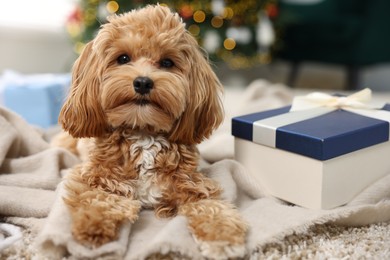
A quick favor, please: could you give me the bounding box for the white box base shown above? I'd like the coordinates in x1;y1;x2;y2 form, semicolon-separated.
234;138;390;209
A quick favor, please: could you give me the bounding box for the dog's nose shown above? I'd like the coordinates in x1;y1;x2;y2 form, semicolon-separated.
133;76;154;95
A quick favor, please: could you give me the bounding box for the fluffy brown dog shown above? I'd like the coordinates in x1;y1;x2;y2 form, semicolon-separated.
59;5;247;259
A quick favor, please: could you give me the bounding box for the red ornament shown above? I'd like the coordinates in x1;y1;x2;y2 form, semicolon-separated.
265;4;278;18
67;6;82;23
179;5;193;19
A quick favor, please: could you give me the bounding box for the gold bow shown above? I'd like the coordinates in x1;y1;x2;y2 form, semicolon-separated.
290;88;383;112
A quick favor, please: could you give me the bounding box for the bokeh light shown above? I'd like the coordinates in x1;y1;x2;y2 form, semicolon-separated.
224;38;236;50
188;24;200;36
211;16;223;28
106;1;119;13
193;10;206;23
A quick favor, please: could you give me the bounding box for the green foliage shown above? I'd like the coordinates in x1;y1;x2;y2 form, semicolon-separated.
66;0;278;68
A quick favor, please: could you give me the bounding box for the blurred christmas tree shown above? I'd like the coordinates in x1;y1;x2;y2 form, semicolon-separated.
66;0;278;69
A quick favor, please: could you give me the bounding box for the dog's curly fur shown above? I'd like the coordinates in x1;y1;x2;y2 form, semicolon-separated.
59;5;247;258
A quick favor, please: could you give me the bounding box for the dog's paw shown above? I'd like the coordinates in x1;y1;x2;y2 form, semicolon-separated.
180;200;248;259
72;222;118;248
195;238;246;260
71;210;121;248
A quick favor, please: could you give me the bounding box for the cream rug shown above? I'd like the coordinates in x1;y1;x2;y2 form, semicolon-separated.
1;80;389;259
2;219;389;259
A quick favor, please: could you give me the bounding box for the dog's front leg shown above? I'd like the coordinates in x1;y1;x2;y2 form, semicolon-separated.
179;199;248;259
63;167;141;248
155;146;248;258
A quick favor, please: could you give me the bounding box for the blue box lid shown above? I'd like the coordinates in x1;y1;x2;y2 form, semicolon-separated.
232;105;390;161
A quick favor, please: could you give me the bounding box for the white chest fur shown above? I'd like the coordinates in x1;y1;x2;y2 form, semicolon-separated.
128;134;170;208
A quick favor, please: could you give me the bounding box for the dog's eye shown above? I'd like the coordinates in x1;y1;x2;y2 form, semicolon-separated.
160;58;175;68
117;54;131;65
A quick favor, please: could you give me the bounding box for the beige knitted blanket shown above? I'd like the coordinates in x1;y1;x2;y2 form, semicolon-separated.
1;80;390;259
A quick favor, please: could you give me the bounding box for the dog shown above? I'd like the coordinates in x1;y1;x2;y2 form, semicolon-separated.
59;5;247;259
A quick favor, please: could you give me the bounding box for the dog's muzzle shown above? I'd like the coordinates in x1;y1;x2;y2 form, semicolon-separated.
133;76;154;95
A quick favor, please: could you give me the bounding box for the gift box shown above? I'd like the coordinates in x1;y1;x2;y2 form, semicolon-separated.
232;89;390;209
1;71;70;128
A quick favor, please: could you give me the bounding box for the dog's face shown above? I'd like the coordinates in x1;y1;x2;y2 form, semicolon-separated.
59;5;223;144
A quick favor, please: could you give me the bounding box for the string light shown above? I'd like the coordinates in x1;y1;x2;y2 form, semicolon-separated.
188;24;200;36
106;1;119;13
222;7;234;20
223;38;236;50
211;16;223;28
66;23;81;38
84;8;97;26
193;10;206;23
74;42;86;55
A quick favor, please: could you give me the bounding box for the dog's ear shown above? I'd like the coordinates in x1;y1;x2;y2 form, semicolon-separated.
169;33;224;144
59;41;108;138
